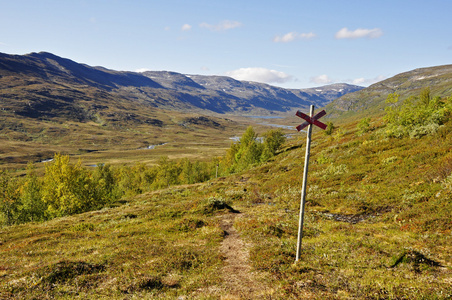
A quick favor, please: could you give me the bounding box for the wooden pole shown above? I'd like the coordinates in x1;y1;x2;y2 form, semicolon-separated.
296;105;314;262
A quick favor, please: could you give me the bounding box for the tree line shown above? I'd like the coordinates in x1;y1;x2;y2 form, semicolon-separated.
0;127;285;226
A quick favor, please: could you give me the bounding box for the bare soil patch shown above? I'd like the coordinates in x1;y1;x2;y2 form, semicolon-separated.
218;212;273;299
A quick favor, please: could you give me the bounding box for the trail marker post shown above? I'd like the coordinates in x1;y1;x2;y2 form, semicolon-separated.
295;105;326;262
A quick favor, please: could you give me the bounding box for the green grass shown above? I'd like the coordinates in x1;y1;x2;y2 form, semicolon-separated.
1;114;452;299
0;187;229;299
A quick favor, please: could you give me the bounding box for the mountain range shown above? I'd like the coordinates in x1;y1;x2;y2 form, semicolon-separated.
0;52;362;125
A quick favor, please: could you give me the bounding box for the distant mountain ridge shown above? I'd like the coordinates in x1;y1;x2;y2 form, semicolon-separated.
0;51;363;123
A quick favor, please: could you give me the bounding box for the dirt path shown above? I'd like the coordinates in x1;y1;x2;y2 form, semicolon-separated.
218;213;273;299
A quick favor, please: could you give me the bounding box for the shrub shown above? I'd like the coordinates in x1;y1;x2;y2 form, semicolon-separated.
409;123;440;139
41;154;102;217
384;88;452;138
357;117;371;135
261;129;286;161
16;163;46;223
225;126;286;172
0;170;20;225
324;121;334;135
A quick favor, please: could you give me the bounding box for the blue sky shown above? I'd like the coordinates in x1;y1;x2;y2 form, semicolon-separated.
1;0;451;89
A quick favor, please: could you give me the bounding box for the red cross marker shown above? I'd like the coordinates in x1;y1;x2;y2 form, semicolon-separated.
295;106;327;262
296;109;327;131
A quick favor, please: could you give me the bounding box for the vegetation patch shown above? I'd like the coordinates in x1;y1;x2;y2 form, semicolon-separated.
202;197;239;214
69;222;95;232
390;250;442;272
122;275;165;293
38;260;106;285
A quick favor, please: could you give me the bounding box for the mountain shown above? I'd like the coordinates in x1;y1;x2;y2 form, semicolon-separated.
326;64;452;119
0;52;363;123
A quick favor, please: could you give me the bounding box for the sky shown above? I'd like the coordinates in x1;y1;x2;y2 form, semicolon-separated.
1;0;451;89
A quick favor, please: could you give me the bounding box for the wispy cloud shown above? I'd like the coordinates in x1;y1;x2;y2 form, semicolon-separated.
199;20;242;31
181;24;192;31
350;75;386;86
135;68;151;73
309;74;385;86
225;67;293;84
335;27;383;39
273;32;316;43
310;74;333;85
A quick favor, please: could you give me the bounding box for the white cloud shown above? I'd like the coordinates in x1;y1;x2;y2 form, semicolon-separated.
310;74;333;84
351;75;386;86
273;31;316;43
199;20;242;31
352;78;365;85
181;24;192;31
335;27;383;39
135;68;151;73
225;67;293;84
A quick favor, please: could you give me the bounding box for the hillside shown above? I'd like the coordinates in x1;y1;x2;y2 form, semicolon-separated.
0;51;363;119
0;51;362;169
1;111;451;299
326;64;452;120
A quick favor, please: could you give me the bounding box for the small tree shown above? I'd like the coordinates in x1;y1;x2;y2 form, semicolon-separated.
324;122;334;136
41;154;97;217
0;170;20;225
357;117;371;135
261;129;286;161
153;156;181;189
233;126;263;170
17;163;46;223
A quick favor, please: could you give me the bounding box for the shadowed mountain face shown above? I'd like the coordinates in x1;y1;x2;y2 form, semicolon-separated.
0;51;363;123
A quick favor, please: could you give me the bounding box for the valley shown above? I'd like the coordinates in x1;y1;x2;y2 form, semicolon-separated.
0;52;451;299
0;51;344;170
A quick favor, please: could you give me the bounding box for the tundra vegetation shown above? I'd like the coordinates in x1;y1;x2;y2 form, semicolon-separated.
0;128;286;226
0;89;451;299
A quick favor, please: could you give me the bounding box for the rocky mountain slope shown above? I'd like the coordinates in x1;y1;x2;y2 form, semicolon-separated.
0;52;363;124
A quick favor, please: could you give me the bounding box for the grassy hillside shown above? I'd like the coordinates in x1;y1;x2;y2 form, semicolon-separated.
1;106;451;299
326;64;452;122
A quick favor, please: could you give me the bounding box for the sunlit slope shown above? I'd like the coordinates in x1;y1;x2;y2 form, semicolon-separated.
326;64;452;121
1;112;451;298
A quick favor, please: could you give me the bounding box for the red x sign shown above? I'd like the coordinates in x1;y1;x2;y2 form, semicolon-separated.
296;109;327;131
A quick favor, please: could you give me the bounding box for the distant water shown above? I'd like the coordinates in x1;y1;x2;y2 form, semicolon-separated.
40;158;54;163
258;123;295;130
241;115;295;130
244;116;284;119
142;142;168;150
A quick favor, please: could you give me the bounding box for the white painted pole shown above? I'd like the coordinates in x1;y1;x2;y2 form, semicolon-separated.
296;105;314;262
